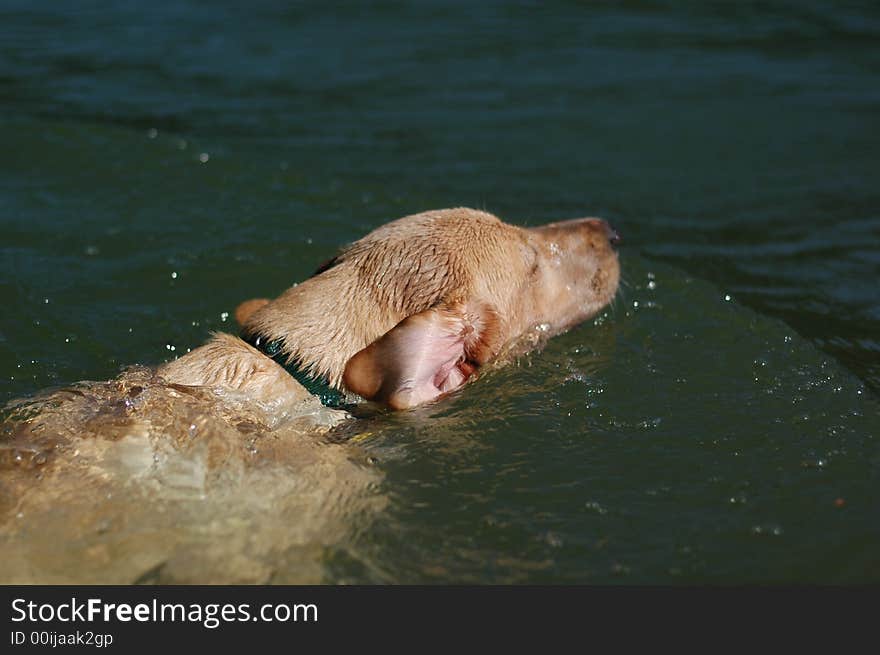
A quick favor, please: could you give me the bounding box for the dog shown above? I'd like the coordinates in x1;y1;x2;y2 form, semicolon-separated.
158;207;620;410
0;207;619;583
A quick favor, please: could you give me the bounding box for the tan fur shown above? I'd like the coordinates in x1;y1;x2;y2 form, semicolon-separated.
158;333;312;406
242;209;525;386
159;208;620;409
234;298;270;325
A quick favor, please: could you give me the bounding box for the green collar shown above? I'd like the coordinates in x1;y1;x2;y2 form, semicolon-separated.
243;333;347;408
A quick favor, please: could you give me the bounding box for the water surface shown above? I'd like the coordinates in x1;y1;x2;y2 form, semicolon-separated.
1;1;878;583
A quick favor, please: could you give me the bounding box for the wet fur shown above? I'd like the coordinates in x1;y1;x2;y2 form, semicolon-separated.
158;207;620;409
0;206;619;582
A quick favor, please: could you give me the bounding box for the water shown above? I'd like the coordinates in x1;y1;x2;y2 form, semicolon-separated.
1;1;878;583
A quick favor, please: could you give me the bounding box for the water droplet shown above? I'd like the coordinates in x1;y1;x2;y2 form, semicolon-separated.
647;280;656;290
544;532;563;548
220;311;229;322
170;271;178;279
198;152;210;163
751;524;784;537
724;294;731;301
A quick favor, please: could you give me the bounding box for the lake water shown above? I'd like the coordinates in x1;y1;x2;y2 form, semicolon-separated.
1;1;878;583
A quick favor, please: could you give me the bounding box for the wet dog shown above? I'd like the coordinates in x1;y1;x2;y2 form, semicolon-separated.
0;206;619;583
158;207;620;410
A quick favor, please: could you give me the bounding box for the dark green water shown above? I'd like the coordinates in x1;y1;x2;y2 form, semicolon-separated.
1;2;878;583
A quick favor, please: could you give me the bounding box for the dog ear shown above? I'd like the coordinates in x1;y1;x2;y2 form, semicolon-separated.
343;301;501;409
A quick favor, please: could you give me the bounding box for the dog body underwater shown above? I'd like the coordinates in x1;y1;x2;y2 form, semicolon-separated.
158;207;620;410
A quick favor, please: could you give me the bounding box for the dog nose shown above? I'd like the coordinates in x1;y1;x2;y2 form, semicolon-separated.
585;218;621;246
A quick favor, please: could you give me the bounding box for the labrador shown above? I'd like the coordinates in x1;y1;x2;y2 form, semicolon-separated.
158;207;620;410
0;206;619;583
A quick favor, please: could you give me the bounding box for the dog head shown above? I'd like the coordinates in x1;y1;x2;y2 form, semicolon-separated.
240;208;619;409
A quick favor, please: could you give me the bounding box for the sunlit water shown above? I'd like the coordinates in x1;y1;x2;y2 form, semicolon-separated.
330;258;879;583
1;1;878;583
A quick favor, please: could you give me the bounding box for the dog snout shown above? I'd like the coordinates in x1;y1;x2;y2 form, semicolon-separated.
585;218;621;247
